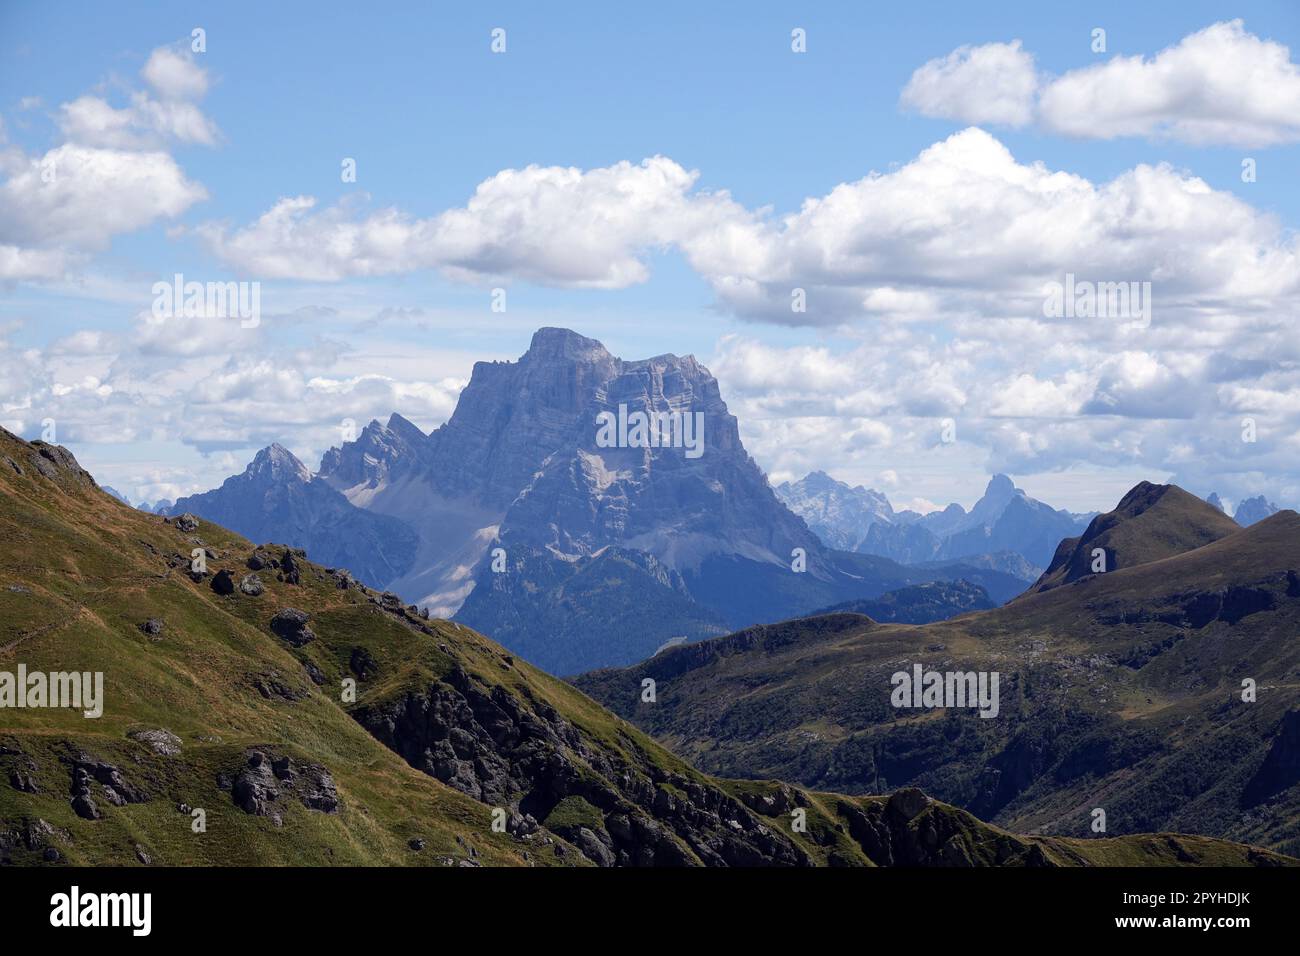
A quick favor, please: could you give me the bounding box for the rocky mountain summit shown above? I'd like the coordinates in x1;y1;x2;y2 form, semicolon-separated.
167;444;418;588
1235;495;1281;527
774;471;896;550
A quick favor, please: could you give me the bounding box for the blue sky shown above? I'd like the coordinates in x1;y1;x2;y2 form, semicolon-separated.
2;1;1299;513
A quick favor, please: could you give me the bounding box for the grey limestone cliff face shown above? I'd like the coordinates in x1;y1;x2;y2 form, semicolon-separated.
321;328;624;511
494;332;818;569
318;412;430;492
316;329;826;619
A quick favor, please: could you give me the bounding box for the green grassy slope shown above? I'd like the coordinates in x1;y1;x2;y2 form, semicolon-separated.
575;495;1300;854
1029;482;1242;593
0;430;1289;867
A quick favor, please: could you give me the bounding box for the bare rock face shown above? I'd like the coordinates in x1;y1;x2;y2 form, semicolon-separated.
226;751;339;823
1235;495;1280;526
435;329;852;669
322;327;813;565
129;729;183;756
9;770;39;793
888;787;931;822
66;754;148;820
269;608;315;646
489;336;814;562
318;412;433;497
25;441;94;486
353;664;807;868
173;513;200;533
380;329;625;510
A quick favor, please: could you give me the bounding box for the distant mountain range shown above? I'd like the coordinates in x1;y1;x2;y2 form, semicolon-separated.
778;474;1286;572
168;443;418;588
100;485;130;505
153;329;1286;676
776;471;1095;574
162;329;1047;674
1184;489;1278;527
575;482;1300;855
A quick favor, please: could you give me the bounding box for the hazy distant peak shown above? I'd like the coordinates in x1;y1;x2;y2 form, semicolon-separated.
984;473;1016;497
1235;495;1280;526
250;443;311;484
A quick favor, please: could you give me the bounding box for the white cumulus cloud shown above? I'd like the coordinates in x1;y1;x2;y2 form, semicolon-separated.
1039;20;1300;146
199;158;750;287
900;40;1039;127
1;144;207;251
899;21;1300;147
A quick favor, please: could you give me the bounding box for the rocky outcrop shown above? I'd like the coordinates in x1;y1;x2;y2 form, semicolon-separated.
222;751;339;824
837;789;1046;867
66;754;148;820
128;729;182;756
0;817;70;864
352;664;809;866
269;608;314;646
172;513;200;533
9;769;39;793
25;440;94;486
